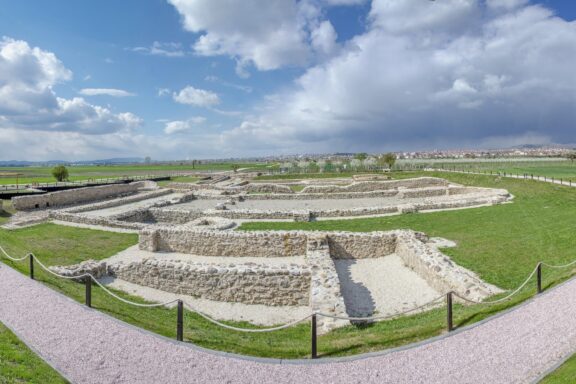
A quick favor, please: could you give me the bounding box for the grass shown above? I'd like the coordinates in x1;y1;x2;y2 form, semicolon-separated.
0;163;273;185
541;353;576;383
1;171;576;360
157;176;199;187
289;185;306;192
0;321;67;383
255;172;373;181
0;200;15;225
241;171;576;290
412;160;576;179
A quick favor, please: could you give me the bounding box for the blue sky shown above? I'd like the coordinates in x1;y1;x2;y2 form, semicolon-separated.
0;0;575;160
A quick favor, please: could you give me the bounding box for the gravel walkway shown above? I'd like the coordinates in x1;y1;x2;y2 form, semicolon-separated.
1;262;575;384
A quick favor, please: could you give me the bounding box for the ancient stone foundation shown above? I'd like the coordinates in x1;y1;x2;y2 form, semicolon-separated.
110;260;311;306
12;182;153;211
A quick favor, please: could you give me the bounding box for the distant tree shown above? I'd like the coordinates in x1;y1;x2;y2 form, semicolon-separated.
378;153;396;169
51;165;69;182
567;153;576;163
354;153;368;161
350;158;362;169
144;156;151;164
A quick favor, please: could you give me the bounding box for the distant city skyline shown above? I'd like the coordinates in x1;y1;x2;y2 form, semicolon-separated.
1;0;575;161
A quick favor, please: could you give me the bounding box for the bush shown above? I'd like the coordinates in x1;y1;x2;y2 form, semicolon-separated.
51;165;69;182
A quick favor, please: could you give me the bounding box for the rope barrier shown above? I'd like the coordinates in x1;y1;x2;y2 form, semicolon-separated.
0;245;30;262
3;243;576;332
0;246;180;308
453;264;540;305
183;303;312;332
541;260;576;269
317;294;446;321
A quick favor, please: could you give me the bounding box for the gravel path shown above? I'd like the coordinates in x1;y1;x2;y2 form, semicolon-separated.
1;262;575;384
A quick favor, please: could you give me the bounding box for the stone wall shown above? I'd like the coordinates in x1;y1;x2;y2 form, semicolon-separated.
243;190;399;200
300;177;448;194
139;227;402;259
110;259;311;306
49;211;145;230
141;228;309;257
328;232;397;258
395;231;503;301
12;182;146;211
65;189;173;213
306;235;349;333
246;183;294;194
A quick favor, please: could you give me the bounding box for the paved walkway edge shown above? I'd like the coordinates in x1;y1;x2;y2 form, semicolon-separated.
2;261;576;383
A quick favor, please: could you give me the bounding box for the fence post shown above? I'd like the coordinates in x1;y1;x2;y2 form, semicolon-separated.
311;314;318;359
85;276;92;307
29;254;34;280
537;263;542;294
177;300;183;341
446;292;454;332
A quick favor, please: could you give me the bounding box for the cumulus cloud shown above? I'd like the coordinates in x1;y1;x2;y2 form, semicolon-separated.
131;41;186;57
0;37;142;137
167;0;344;73
79;88;136;97
173;85;220;107
164;117;207;134
217;0;576;154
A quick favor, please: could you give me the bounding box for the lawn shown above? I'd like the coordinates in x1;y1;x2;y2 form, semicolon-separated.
157;175;199;187
541;353;576;383
255;172;378;181
0;162;273;185
415;160;576;180
0;172;575;359
241;171;576;291
0;321;67;383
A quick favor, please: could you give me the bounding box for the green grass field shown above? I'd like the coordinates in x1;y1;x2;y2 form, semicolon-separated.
0;321;67;383
0;162;275;186
541;353;576;383
1;171;576;363
405;159;576;180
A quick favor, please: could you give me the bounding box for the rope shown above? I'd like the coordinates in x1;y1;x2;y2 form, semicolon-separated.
183;303;312;332
541;260;576;269
29;253;179;308
453;264;540;305
317;293;446;321
0;245;30;262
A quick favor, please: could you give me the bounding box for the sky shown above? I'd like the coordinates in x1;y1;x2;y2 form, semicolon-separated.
0;0;575;161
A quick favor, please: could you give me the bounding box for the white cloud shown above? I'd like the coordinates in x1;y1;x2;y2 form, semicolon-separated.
173;85;220;107
157;88;171;97
0;37;142;136
131;41;186;57
164;117;207;134
204;75;252;93
217;0;576;154
486;0;529;11
369;0;479;35
168;0;350;73
79;88;136;97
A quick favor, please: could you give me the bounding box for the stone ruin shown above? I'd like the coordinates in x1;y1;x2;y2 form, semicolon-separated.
7;174;511;333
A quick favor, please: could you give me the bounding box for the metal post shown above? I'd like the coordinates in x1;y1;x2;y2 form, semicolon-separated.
85;277;92;307
177;300;183;341
537;263;542;294
447;292;454;332
311;314;318;359
29;254;34;280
